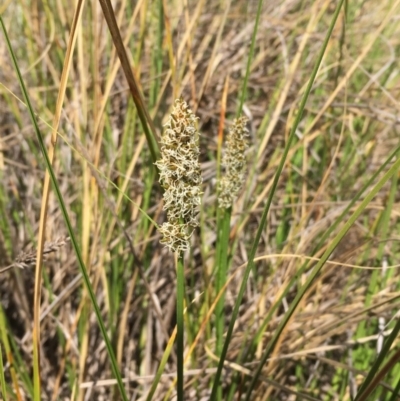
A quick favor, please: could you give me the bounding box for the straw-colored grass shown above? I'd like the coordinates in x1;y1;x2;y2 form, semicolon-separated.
1;0;400;400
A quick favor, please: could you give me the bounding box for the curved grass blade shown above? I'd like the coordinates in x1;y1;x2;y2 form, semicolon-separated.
0;15;129;401
244;141;400;370
244;155;400;400
209;0;345;399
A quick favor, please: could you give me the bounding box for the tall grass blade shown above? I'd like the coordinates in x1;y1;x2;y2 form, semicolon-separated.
0;304;23;401
214;207;230;401
145;327;177;401
0;333;7;401
237;0;264;117
245;141;400;366
0;15;129;401
213;1;263;399
245;156;400;400
209;0;345;399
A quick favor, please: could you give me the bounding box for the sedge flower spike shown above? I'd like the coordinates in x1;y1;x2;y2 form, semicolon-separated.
218;116;249;209
155;98;202;253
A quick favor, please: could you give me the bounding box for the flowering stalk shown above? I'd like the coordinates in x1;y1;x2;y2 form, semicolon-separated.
155;98;202;401
214;116;249;401
218;116;249;209
155;98;202;253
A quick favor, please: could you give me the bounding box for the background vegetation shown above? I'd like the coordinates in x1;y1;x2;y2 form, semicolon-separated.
1;0;400;400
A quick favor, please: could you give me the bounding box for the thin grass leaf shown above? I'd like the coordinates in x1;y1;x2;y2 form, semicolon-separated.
388;372;400;401
145;327;177;401
0;332;7;401
236;0;264;117
356;347;400;401
245;156;400;399
244;141;400;366
214;207;230;401
0;305;23;401
0;15;129;401
209;0;345;399
355;306;400;399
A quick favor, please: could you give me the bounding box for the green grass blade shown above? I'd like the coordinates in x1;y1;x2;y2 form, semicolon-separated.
388;374;400;401
245;155;400;401
0;15;129;401
0;335;7;401
145;328;177;401
209;1;345;399
356;346;400;401
237;0;264;116
214;207;231;400
176;253;185;401
0;304;24;400
246;141;400;363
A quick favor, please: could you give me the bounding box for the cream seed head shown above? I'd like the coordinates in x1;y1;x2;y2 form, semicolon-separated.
155;98;202;253
218;116;249;209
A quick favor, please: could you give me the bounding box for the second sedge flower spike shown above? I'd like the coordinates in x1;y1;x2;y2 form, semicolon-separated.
218;116;249;209
155;98;202;253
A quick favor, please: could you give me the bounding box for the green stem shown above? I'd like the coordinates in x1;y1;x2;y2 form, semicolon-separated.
0;340;7;401
237;0;264;116
209;1;345;399
215;207;231;400
176;252;185;401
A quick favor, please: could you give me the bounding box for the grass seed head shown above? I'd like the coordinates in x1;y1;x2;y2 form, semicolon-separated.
155;98;202;252
218;116;249;209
